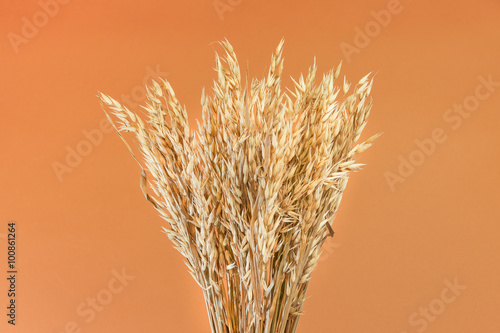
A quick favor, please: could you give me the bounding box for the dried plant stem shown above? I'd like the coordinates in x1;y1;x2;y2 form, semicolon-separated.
99;39;379;333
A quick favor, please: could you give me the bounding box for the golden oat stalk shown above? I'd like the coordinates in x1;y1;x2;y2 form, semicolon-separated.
99;39;380;333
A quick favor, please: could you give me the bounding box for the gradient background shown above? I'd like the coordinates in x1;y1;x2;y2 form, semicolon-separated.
1;0;499;332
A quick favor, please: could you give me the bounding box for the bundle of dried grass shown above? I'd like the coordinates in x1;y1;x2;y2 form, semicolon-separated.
99;40;379;333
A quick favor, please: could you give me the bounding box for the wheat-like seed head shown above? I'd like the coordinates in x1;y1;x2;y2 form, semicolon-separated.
99;39;380;333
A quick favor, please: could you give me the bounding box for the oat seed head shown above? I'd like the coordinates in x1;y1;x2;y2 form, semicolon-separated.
99;40;379;333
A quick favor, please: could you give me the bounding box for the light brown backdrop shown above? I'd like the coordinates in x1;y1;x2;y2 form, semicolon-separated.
1;0;499;332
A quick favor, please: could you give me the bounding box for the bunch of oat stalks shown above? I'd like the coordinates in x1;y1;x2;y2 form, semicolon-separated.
99;40;379;333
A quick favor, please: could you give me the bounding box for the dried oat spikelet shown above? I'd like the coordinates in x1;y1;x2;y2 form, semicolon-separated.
99;39;380;333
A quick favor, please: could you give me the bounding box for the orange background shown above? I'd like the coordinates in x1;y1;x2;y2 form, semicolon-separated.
1;0;499;332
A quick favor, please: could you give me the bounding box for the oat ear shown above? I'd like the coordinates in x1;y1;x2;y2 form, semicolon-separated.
99;40;379;332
